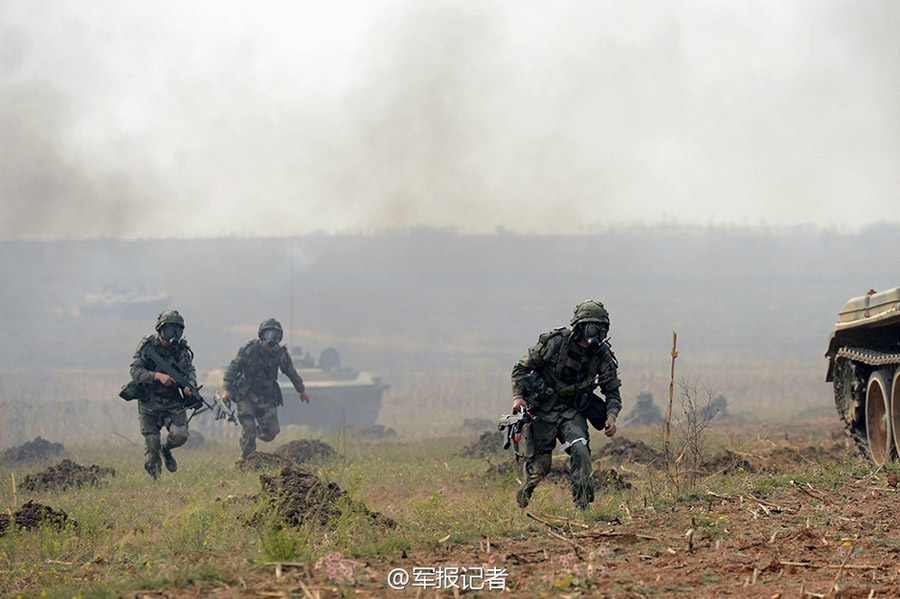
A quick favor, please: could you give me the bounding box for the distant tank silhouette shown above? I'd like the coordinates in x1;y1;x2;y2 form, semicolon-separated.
204;347;389;431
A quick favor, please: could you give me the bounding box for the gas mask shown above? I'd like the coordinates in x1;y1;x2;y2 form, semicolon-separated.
261;328;283;347
580;322;608;350
160;323;186;349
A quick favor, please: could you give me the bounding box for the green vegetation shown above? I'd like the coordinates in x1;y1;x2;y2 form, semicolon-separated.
0;428;877;598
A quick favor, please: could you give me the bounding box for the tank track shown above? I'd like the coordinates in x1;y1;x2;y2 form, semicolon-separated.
832;348;900;461
836;347;900;368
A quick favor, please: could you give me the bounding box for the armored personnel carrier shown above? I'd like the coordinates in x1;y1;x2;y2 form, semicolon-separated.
277;348;390;430
825;287;900;464
203;347;389;431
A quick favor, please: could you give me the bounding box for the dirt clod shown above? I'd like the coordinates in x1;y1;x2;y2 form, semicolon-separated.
484;458;520;478
460;430;505;458
20;459;116;492
593;467;633;491
275;440;337;464
237;451;293;471
1;437;66;463
596;437;664;465
0;500;74;535
259;466;394;528
703;450;757;475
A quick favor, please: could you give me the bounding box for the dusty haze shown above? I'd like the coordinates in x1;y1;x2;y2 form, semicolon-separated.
2;1;899;239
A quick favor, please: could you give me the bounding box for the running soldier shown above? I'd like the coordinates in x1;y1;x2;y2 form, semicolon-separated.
129;310;197;479
221;318;310;458
510;300;623;509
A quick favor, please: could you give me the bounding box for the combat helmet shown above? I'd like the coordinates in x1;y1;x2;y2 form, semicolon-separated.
258;318;284;345
155;309;185;331
258;318;283;337
570;300;610;327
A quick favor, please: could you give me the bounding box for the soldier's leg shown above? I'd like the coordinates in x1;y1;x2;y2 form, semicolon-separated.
516;418;557;508
517;451;552;508
139;409;163;479
256;405;280;443
559;415;593;509
161;410;189;473
237;399;259;459
164;409;189;449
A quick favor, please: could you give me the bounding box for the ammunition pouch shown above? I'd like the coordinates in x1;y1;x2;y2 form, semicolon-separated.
119;381;148;402
583;399;607;431
271;383;281;407
521;370;554;408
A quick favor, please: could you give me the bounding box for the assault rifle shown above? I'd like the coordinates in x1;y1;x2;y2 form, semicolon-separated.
497;411;534;460
144;344;238;424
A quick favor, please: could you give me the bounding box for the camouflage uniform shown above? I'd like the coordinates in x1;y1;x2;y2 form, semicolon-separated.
511;300;622;509
130;310;196;478
223;318;306;458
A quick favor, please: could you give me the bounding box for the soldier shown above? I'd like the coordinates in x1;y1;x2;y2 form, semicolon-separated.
622;390;665;427
510;300;623;510
221;318;310;459
130;310;197;479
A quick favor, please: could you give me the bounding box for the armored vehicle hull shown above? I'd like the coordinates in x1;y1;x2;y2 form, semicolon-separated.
203;348;389;431
278;366;389;430
825;287;900;464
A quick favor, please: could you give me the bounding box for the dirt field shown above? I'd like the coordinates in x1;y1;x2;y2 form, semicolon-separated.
130;462;900;598
5;418;900;599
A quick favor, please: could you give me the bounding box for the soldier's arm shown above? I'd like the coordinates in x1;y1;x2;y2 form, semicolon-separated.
597;349;623;419
280;347;306;393
222;344;249;393
510;334;555;398
130;339;157;384
180;348;198;388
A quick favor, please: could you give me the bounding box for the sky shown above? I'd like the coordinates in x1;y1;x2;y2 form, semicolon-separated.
1;0;899;240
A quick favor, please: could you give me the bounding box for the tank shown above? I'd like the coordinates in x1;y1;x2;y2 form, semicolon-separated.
203;347;390;431
825;287;900;464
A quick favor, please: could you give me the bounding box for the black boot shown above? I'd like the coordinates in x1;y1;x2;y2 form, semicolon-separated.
161;445;177;472
516;485;534;509
144;458;161;479
572;481;594;511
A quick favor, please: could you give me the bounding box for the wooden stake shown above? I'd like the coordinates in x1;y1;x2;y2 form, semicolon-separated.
665;331;678;469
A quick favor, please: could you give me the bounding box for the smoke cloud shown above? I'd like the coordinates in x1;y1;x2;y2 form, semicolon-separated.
1;0;898;240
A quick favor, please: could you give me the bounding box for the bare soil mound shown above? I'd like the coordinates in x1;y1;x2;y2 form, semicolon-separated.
593;467;633;491
460;430;505;458
0;500;74;535
237;451;293;471
596;437;664;465
484;457;520;478
259;466;394;528
703;449;758;475
761;443;852;471
1;437;66;463
275;440;337;464
20;459;116;492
